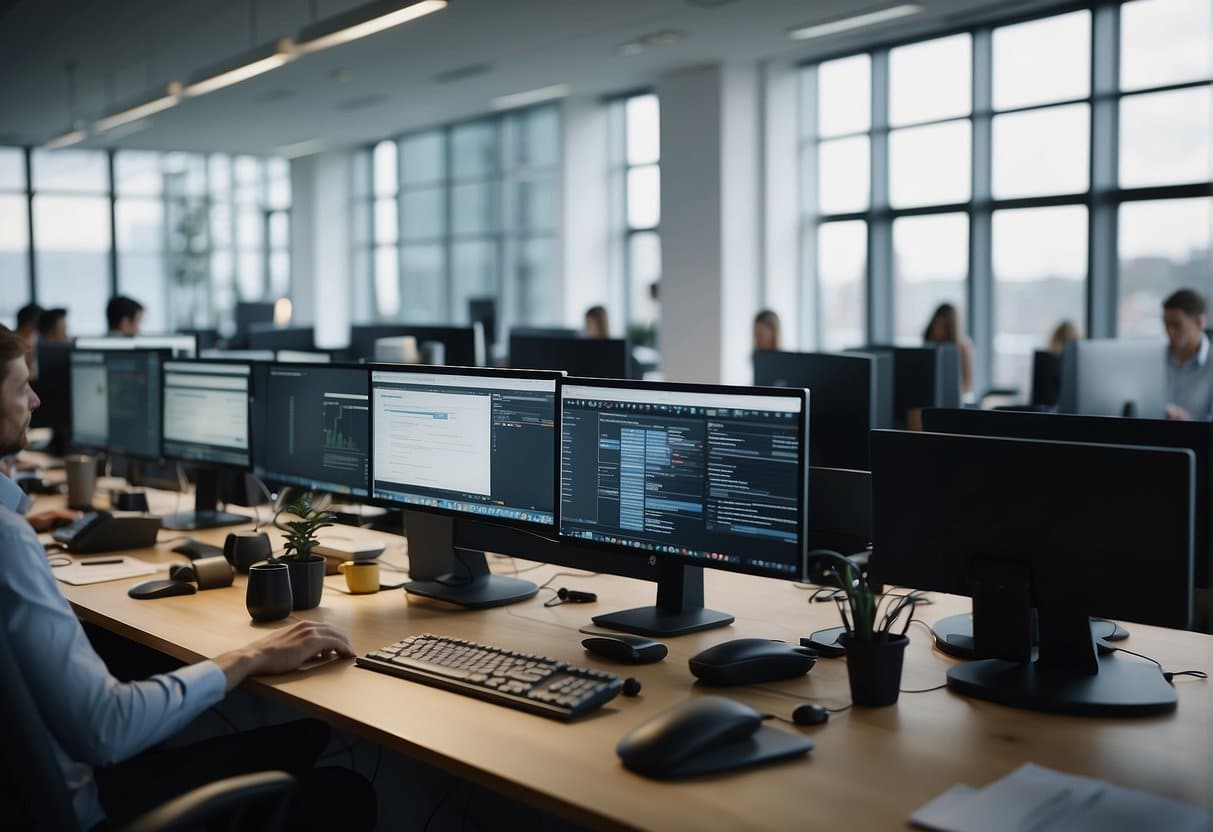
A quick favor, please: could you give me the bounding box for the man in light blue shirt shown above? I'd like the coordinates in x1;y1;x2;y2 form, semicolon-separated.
0;328;359;830
1163;288;1213;421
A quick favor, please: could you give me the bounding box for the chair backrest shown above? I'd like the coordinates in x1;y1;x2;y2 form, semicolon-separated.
0;622;81;831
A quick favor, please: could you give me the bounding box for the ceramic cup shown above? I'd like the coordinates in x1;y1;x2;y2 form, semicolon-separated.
339;560;380;594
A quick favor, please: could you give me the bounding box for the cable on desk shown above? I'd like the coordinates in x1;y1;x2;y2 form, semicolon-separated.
900;682;949;694
1111;646;1209;684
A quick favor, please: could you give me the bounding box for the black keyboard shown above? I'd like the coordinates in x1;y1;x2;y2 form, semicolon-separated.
356;634;623;720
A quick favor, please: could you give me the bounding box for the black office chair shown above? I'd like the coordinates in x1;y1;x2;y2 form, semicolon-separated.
0;624;296;832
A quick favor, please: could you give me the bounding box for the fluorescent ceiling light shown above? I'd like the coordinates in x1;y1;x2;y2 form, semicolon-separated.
184;39;296;97
43;128;87;150
95;83;182;132
275;137;331;158
491;83;570;111
296;0;447;54
617;29;684;57
788;3;922;40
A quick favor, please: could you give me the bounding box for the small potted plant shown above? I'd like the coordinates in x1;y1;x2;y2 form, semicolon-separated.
275;497;334;610
807;550;920;707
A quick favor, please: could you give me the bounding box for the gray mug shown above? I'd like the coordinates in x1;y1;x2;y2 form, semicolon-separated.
65;454;97;510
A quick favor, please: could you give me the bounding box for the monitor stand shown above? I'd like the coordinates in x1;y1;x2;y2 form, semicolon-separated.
945;559;1176;717
592;560;734;637
161;468;251;531
931;613;1129;659
403;511;537;609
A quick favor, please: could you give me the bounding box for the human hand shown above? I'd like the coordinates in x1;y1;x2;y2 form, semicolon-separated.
1165;403;1191;421
215;620;355;691
27;508;80;533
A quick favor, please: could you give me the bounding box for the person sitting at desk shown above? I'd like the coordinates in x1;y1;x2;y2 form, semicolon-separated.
753;309;781;356
106;294;144;337
584;304;610;339
0;328;375;831
1163;288;1213;421
923;302;974;396
37;306;69;344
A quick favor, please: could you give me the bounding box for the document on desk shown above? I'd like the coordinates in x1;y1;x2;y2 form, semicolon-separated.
53;557;159;586
910;763;1211;832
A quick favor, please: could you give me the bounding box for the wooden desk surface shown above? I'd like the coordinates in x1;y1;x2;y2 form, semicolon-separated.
38;487;1213;831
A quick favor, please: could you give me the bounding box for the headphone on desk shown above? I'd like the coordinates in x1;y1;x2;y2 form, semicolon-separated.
544;587;598;607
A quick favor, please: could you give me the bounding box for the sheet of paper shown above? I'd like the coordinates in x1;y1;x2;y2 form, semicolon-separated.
53;557;159;586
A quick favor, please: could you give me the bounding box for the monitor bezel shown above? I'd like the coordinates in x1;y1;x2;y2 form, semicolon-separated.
252;361;372;498
160;358;255;471
367;363;564;530
555;376;811;582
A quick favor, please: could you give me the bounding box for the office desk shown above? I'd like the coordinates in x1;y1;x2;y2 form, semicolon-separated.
38;489;1213;831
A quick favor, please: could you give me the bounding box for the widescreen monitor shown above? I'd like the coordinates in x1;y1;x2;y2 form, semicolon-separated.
70;349;166;460
160;360;253;530
350;324;484;366
754;350;892;470
369;365;561;607
510;335;629;379
558;379;809;635
1059;339;1166;418
850;344;961;424
870;429;1192;716
247;325;315;352
253;363;370;498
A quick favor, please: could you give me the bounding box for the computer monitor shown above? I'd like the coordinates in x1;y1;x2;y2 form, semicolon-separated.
369;365;561;607
510;326;581;340
850;344;961;425
922;407;1213;593
234;301;275;334
69;349;167;460
253;363;370;498
510;334;629;379
870;429;1192;716
74;334;197;358
558;379;809;636
350;324;484;366
69;351;109;450
1030;350;1062;408
200;349;277;362
29;342;71;454
160;360;254;530
247;325;315;352
754;350;892;470
1059;339;1166;418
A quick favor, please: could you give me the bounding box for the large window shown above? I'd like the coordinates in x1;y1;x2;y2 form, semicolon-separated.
800;0;1212;395
1;146;291;334
361;105;561;334
613;93;661;343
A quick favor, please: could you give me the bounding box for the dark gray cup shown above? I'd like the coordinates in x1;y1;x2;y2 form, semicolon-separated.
246;562;292;622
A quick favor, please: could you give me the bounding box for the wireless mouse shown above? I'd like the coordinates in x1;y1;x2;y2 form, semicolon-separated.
582;634;668;664
616;696;812;779
689;638;817;686
128;579;197;600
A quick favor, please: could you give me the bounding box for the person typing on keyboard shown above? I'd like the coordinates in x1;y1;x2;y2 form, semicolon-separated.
0;328;376;831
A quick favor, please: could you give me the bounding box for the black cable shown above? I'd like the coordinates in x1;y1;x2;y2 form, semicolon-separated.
900;682;949;694
538;570;599;592
1111;646;1209;684
747;682;852;714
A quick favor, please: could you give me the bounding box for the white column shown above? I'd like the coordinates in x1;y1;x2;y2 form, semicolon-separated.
290;151;354;348
762;59;803;350
658;63;762;385
561;97;612;329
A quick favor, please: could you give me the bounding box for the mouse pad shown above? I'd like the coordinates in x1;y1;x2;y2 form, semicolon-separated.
624;725;813;780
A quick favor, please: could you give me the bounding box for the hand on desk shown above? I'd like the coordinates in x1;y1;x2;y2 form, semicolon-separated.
27;508;80;534
214;620;355;692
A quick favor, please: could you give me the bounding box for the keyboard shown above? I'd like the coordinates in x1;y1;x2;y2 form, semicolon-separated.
356;634;623;720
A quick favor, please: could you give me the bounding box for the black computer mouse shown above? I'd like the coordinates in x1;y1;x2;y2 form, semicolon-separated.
582;634;668;664
616;696;762;778
617;695;813;779
689;638;817;686
792;703;829;726
128;579;197;600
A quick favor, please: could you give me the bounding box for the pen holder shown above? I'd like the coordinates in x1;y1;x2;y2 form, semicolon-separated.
246;562;292;622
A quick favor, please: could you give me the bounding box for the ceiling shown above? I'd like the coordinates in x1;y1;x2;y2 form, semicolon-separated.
0;0;1068;155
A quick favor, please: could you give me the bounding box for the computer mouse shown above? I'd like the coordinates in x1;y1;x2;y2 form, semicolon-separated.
582;634;668;664
127;579;197;600
171;538;224;560
616;695;813;779
689;638;817;686
792;703;829;726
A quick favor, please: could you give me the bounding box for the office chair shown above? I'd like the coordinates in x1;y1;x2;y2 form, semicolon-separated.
0;625;296;832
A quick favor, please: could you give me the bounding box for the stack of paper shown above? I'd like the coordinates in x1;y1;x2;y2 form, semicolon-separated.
911;763;1210;832
53;557;159;586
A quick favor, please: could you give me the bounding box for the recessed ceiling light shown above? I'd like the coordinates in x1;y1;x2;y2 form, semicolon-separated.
491;83;570;111
788;3;922;41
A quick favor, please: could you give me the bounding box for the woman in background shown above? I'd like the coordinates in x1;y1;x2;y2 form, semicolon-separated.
923;302;974;395
1048;320;1081;356
584;305;610;339
753;309;781;356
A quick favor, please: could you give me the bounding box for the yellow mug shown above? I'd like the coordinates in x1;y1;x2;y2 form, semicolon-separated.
338;560;380;594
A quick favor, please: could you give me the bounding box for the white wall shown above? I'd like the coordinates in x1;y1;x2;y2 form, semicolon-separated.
561;97;612;329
